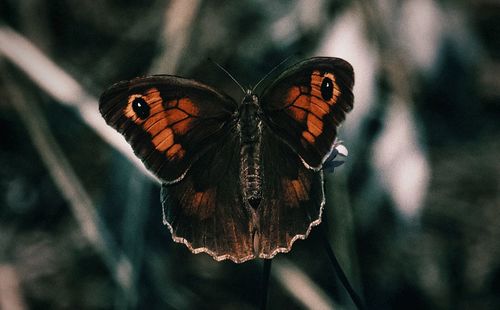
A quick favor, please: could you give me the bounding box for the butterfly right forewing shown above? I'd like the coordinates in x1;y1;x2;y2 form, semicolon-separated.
260;57;354;169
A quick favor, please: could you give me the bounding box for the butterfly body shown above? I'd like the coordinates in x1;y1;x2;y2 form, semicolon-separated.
238;92;264;211
99;57;354;263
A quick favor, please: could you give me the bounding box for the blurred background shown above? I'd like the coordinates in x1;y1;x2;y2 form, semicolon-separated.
0;0;499;309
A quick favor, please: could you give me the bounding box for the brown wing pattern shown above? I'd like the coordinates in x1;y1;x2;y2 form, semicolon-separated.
256;124;324;258
161;129;255;263
99;75;237;183
261;57;354;169
161;123;325;262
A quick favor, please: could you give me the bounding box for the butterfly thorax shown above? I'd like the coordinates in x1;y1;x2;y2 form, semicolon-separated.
238;93;263;210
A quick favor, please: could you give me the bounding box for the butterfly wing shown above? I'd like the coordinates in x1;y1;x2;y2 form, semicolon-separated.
260;57;354;169
254;57;354;257
99;75;237;183
161;127;256;263
256;124;325;257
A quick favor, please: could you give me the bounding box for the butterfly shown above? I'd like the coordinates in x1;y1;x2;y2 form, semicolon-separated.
99;57;354;263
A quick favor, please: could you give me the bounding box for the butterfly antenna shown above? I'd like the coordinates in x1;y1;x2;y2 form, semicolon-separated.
251;55;294;92
208;58;246;94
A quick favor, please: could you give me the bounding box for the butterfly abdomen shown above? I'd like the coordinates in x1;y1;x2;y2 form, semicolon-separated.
239;96;263;209
240;141;262;208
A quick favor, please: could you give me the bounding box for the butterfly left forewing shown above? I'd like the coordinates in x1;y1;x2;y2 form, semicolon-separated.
99;75;237;183
261;57;354;169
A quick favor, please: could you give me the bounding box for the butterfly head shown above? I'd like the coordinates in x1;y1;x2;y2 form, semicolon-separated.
242;89;259;107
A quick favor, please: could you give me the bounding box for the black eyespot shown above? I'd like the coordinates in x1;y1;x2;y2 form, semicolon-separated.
321;77;334;101
132;97;150;119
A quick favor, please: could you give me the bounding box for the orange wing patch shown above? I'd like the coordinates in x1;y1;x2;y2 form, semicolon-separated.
123;88;199;160
282;177;311;207
306;113;323;137
283;71;342;147
152;127;174;152
188;187;217;220
302;131;315;144
166;143;185;160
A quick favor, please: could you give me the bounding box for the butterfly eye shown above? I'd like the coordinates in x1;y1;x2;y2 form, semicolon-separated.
320;77;334;101
132;97;150;119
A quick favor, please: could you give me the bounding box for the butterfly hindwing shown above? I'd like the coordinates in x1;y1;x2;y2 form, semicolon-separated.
161;127;255;262
261;57;354;169
160;121;326;262
257;123;324;257
99;75;238;183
